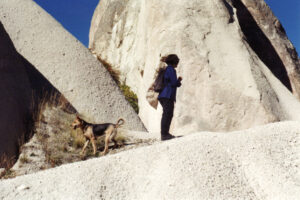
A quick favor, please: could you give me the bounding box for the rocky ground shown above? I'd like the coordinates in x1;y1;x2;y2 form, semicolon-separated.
0;121;299;200
0;105;157;179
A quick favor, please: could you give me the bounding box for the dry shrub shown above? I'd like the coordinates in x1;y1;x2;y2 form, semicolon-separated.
48;154;63;167
70;129;86;149
29;91;78;168
19;155;30;164
0;154;15;170
0;169;16;179
0;154;16;179
35;106;78;167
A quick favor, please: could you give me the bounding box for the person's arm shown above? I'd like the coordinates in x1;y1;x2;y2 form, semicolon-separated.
165;67;181;87
177;77;182;87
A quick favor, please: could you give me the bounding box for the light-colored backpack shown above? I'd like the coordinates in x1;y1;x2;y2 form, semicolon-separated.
146;63;166;109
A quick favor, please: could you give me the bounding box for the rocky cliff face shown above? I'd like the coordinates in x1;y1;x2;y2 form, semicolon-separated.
238;0;300;98
0;22;70;168
89;0;300;134
0;0;145;131
0;22;33;166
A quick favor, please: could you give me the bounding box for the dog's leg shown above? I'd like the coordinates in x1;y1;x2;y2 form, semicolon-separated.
101;126;114;156
111;129;118;149
80;140;89;155
91;137;97;155
101;133;110;156
112;138;118;148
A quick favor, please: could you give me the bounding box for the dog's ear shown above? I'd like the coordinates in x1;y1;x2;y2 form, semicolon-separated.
76;114;80;119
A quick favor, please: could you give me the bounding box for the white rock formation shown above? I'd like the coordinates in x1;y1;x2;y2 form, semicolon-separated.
239;0;300;98
1;121;300;200
1;1;300;198
0;0;145;131
89;0;300;135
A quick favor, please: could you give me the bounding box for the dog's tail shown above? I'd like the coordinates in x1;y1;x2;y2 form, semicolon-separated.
115;118;125;128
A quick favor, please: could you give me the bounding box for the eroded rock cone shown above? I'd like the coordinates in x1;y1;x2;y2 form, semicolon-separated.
89;0;300;135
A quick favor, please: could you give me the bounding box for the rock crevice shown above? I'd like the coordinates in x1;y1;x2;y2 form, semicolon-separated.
231;0;292;92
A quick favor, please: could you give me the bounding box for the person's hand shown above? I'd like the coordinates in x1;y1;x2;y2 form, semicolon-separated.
178;77;182;82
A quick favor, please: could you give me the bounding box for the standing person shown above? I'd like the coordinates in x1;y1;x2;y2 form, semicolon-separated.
158;54;182;141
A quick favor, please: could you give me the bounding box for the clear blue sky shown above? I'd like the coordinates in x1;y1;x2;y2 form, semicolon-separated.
33;0;99;47
264;0;300;53
33;0;300;54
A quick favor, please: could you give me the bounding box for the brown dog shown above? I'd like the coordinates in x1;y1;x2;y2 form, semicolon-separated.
71;116;125;156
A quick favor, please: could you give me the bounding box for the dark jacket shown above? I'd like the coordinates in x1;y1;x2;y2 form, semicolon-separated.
158;65;181;101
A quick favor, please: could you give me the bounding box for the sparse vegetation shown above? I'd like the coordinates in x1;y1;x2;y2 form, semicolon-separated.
119;84;139;113
19;155;30;164
0;154;16;179
1;61;152;179
0;154;15;170
31;103;129;168
48;154;63;167
1;100;155;179
0;169;16;179
35;105;79;168
97;56;121;85
70;129;86;149
96;56;139;113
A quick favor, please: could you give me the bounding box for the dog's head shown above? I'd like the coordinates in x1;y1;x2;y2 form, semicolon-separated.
71;115;83;130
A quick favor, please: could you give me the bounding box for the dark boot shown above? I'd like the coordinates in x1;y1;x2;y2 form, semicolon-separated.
161;133;175;141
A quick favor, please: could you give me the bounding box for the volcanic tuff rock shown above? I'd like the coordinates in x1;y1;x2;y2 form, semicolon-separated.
1;122;300;200
0;0;146;132
238;0;300;98
0;22;33;165
0;22;66;167
1;1;300;199
89;0;300;135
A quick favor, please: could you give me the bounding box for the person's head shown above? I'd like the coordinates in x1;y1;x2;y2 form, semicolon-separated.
161;54;180;67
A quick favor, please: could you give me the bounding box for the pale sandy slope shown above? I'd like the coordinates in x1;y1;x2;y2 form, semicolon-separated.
0;121;299;200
